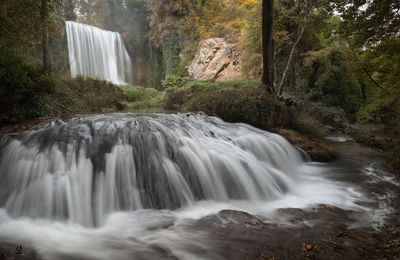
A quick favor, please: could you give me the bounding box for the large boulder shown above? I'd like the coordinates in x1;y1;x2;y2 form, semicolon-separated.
188;38;241;80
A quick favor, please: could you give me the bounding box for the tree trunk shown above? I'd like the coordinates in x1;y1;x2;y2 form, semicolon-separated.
262;0;275;94
41;0;51;71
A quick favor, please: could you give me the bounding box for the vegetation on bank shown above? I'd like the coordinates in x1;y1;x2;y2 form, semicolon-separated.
0;51;56;125
119;85;163;109
0;52;127;126
164;81;289;130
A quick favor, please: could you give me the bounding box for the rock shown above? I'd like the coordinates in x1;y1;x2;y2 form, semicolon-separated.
188;38;241;80
274;129;338;162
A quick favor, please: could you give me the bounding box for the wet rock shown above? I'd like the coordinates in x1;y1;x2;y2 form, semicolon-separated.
0;243;41;260
274;128;338;162
0;116;55;136
188;38;241;80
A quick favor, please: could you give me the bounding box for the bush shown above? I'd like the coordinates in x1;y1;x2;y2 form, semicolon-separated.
119;85;160;102
0;51;56;125
161;74;190;90
49;77;127;115
164;82;289;130
119;85;163;109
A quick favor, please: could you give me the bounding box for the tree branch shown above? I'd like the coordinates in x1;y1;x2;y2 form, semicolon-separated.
277;0;312;96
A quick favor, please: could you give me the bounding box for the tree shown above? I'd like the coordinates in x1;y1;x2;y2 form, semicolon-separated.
332;0;400;47
262;0;275;94
41;0;51;71
277;0;314;96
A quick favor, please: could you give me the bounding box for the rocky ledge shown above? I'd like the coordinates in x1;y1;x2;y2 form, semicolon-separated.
188;38;241;81
274;128;338;162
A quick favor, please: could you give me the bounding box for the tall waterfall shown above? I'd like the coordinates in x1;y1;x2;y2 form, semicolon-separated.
0;113;305;227
65;21;133;85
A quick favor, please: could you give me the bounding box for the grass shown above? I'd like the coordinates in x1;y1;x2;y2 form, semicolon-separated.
119;85;164;109
176;79;259;91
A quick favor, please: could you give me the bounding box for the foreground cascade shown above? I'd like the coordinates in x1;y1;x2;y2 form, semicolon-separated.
0;113;304;226
65;21;133;85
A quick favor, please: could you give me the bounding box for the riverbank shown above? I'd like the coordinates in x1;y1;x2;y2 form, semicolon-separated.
1;79;397;167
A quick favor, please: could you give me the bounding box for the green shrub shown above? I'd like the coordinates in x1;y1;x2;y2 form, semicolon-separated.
119;85;163;109
0;51;56;125
164;82;289;130
51;77;127;115
161;74;190;90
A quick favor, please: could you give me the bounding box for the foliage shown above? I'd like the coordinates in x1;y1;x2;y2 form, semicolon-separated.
119;85;163;109
298;46;362;116
0;51;56;124
119;85;161;103
161;75;190;90
46;76;127;116
331;0;400;47
242;0;262;80
0;0;42;51
356;36;400;131
164;81;288;129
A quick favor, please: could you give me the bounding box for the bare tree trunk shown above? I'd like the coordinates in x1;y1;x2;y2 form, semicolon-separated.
41;0;51;71
262;0;275;94
277;0;311;96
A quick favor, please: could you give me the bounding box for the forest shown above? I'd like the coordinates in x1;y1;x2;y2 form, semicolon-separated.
0;0;400;259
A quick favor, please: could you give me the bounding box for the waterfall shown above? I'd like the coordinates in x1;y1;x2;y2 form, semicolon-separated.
0;113;388;260
65;21;133;85
0;113;304;227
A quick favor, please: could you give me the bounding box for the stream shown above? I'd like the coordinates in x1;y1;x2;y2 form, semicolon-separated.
0;113;398;259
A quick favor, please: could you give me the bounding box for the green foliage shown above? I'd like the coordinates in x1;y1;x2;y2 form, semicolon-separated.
161;75;190;90
164;81;287;129
242;0;262;80
331;0;400;47
356;36;400;131
0;0;42;51
118;84;163;109
46;76;127;116
298;47;362;116
0;51;56;124
162;31;181;75
119;85;161;102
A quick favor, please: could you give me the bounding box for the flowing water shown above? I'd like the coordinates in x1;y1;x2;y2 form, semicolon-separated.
65;22;133;85
0;113;397;259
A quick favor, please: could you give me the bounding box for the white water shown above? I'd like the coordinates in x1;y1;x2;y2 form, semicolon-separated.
0;113;391;259
65;21;133;85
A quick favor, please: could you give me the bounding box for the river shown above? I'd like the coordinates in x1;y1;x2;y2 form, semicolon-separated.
0;113;398;259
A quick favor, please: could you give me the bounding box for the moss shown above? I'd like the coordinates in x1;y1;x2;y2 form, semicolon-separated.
164;82;289;130
119;85;163;109
43;76;127;117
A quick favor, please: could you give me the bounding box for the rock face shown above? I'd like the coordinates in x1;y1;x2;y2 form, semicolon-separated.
188;38;241;80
